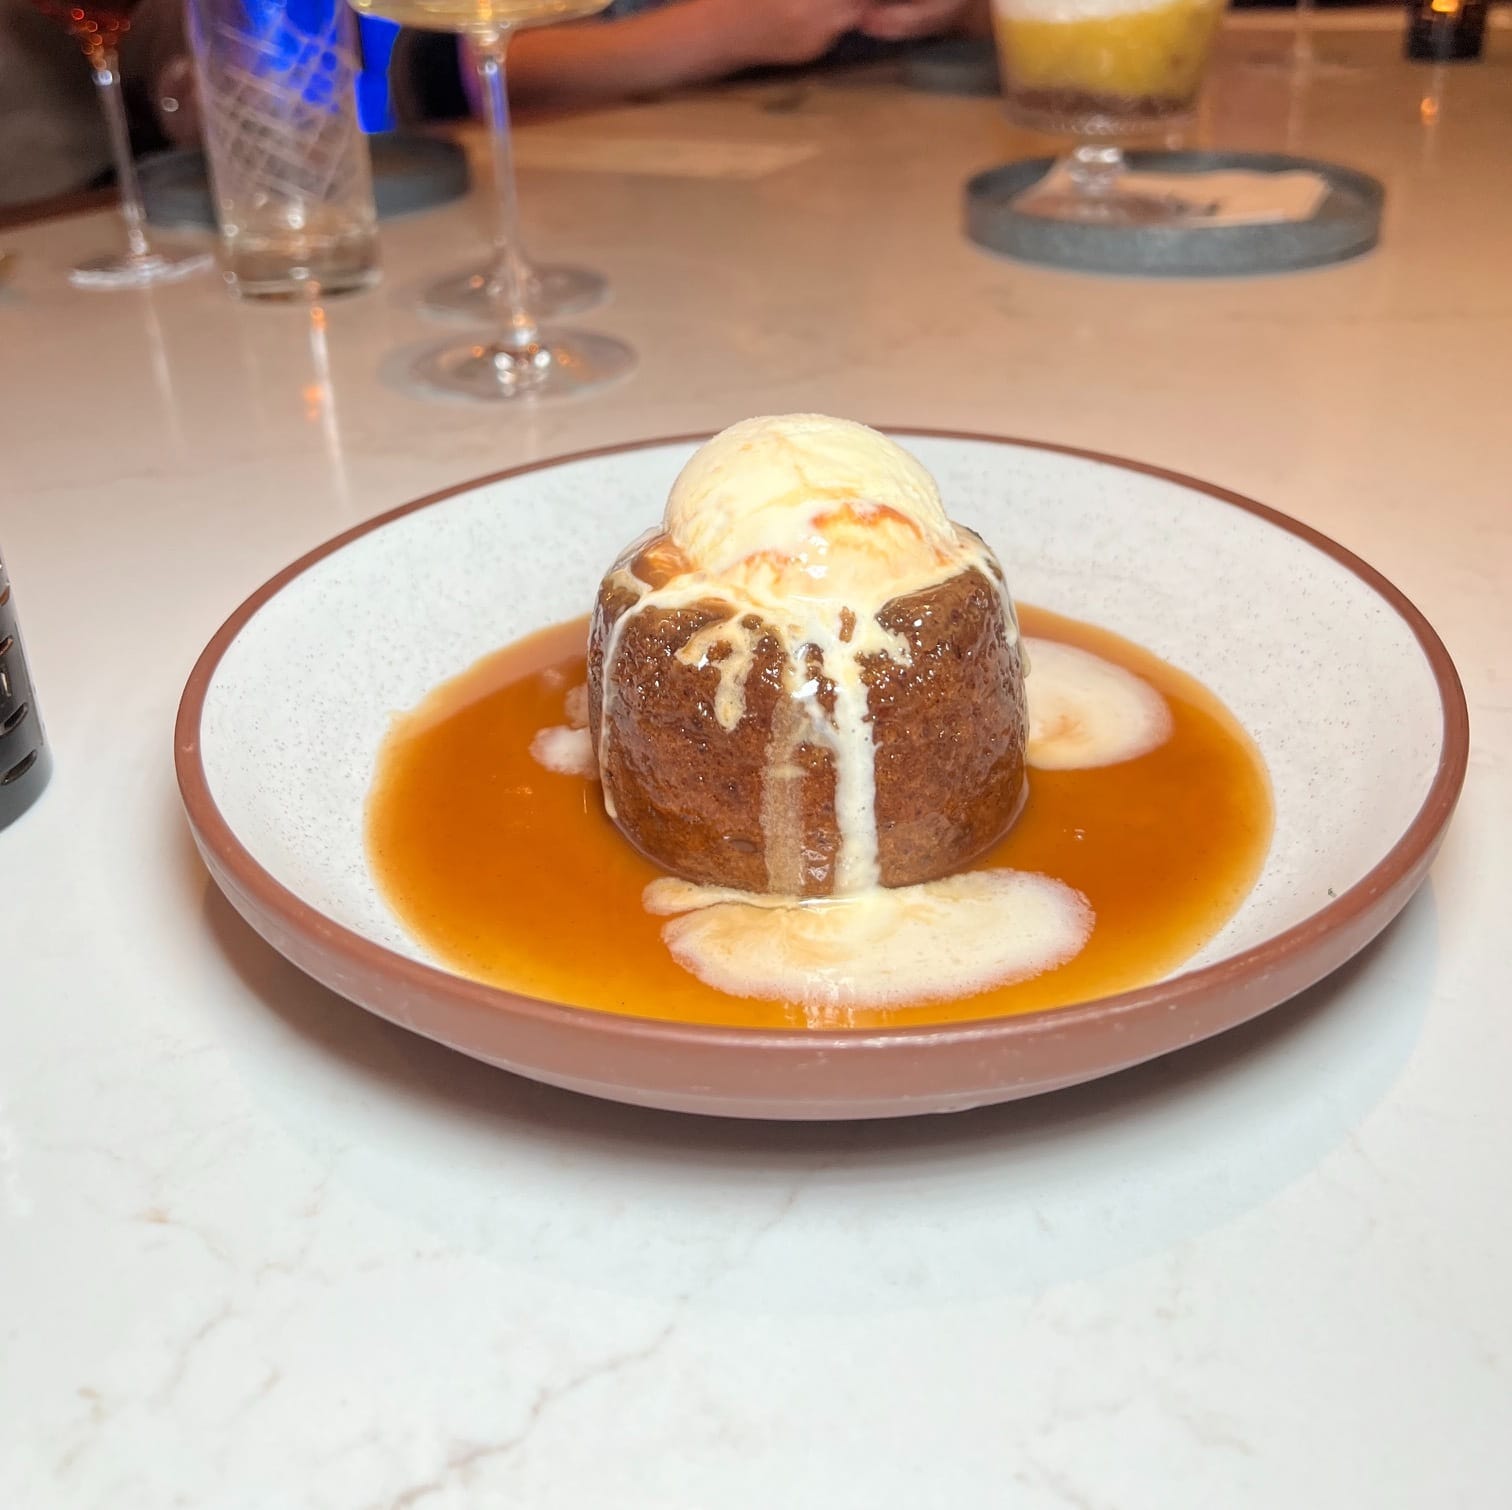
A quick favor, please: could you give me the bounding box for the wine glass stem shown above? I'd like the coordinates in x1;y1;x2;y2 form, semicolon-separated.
1295;0;1314;67
1069;143;1126;199
92;49;152;263
472;29;539;352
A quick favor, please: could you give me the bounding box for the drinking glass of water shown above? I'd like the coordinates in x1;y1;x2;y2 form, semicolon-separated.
188;0;380;299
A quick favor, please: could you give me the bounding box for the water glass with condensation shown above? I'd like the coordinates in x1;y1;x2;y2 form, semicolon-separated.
188;0;380;298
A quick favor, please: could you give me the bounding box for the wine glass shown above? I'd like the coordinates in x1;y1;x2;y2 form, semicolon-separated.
29;1;211;288
990;0;1226;225
347;0;634;401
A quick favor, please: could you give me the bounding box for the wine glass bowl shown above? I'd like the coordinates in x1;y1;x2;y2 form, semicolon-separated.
347;0;607;24
32;0;129;62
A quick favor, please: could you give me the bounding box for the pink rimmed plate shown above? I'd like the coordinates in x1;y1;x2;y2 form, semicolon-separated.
175;433;1467;1119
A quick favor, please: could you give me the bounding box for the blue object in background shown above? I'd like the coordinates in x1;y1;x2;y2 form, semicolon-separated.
357;16;401;131
223;0;397;125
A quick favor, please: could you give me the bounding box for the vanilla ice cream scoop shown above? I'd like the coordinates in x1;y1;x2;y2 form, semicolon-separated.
663;415;960;606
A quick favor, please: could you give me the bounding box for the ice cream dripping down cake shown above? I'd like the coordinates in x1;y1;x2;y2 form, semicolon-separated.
367;418;1273;1026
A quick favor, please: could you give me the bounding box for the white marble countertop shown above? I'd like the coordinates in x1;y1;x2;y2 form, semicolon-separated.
3;17;1510;1507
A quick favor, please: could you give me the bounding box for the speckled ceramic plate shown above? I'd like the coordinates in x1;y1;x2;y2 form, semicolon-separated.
175;433;1467;1120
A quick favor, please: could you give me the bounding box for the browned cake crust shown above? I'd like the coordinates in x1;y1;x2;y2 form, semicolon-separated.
589;563;1028;897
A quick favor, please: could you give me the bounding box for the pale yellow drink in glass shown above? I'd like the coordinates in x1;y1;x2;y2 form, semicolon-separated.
347;0;606;30
992;0;1225;133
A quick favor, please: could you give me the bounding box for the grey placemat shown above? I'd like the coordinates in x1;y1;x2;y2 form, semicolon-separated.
142;133;471;230
966;151;1384;277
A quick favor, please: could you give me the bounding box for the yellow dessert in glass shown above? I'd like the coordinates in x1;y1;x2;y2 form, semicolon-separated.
993;0;1225;131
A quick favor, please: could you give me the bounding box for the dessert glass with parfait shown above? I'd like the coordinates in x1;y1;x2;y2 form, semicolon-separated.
991;0;1225;224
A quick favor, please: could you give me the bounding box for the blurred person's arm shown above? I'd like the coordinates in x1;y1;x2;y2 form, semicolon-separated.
506;0;869;107
865;0;992;40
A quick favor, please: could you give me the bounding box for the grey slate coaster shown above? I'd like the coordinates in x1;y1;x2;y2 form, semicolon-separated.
142;133;471;231
902;38;1002;96
966;151;1385;277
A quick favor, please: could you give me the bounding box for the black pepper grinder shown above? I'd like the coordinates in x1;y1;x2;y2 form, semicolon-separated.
0;549;52;830
1406;0;1488;61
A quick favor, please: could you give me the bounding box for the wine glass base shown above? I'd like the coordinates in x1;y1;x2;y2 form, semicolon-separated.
1013;187;1201;228
413;328;636;403
422;263;608;321
68;249;212;290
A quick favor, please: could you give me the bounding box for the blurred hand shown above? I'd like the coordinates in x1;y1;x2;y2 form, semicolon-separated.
859;0;978;41
710;0;870;67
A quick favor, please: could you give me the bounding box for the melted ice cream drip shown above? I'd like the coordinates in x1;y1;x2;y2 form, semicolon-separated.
644;871;1093;1018
1023;638;1172;769
530;726;597;780
529;683;597;779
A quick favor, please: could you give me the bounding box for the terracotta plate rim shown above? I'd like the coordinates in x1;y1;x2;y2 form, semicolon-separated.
173;430;1470;1056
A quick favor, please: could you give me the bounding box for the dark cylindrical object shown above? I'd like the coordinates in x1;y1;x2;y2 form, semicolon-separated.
1406;0;1487;61
0;551;52;830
